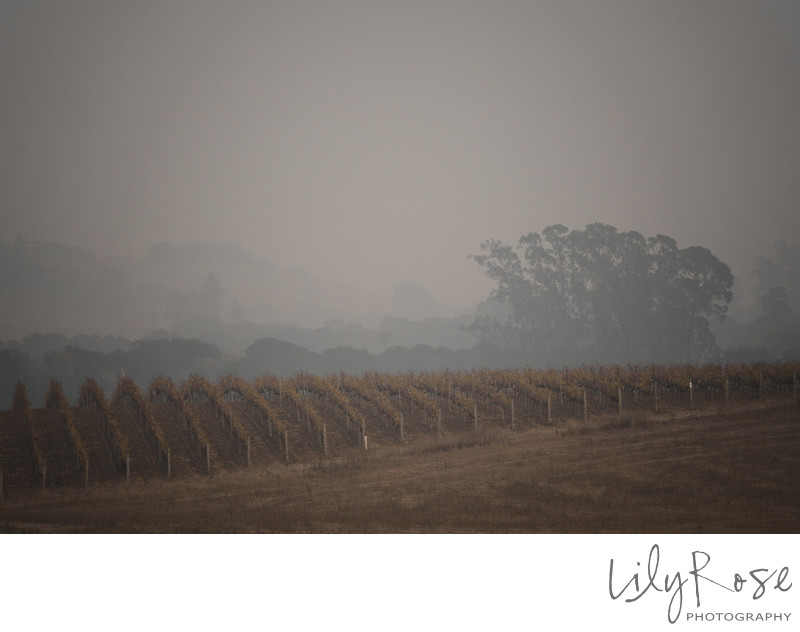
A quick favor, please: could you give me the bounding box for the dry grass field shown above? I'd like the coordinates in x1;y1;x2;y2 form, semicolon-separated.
1;402;797;533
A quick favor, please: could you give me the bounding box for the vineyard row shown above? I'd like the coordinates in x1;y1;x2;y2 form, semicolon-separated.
0;362;798;498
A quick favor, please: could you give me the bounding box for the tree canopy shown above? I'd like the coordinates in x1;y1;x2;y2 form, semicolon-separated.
469;223;733;364
753;241;800;315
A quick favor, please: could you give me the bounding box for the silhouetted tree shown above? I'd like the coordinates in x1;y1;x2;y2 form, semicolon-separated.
754;242;800;314
759;287;791;329
469;223;733;364
165;273;225;325
198;272;224;321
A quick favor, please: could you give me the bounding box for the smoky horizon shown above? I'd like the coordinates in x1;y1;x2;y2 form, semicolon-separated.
1;0;799;338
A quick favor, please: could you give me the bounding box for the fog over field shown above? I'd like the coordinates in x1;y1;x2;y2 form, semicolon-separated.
1;1;799;347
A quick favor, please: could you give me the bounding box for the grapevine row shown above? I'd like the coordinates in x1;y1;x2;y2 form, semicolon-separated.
148;375;208;459
78;377;129;468
13;381;45;476
182;374;250;461
45;380;88;471
113;376;170;467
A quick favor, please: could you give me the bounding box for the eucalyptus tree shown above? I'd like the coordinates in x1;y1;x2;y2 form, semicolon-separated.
469;223;733;364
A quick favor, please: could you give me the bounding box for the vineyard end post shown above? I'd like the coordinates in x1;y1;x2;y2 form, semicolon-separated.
654;381;659;413
583;389;587;422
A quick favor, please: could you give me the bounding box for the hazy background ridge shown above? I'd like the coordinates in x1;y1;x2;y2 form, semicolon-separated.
0;238;478;345
2;0;799;317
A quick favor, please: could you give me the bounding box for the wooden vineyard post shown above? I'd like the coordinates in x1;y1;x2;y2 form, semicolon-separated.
759;374;764;400
689;381;694;409
84;457;89;487
361;418;367;450
399;413;405;442
654;382;660;413
437;409;443;439
284;429;289;463
725;378;730;405
582;389;587;422
511;399;515;430
247;436;251;466
322;424;328;456
618;386;623;418
547;393;552;425
42;466;47;490
206;442;211;474
473;402;478;433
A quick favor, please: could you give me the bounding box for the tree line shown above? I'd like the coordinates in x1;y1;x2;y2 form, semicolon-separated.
2;224;798;406
0;336;529;408
468;223;799;365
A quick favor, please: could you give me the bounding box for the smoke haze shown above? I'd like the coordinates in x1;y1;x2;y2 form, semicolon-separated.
2;0;799;325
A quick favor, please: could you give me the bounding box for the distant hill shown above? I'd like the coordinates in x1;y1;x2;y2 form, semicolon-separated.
0;238;463;340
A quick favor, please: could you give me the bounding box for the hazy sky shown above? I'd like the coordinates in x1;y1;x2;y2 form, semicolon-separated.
2;0;799;311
